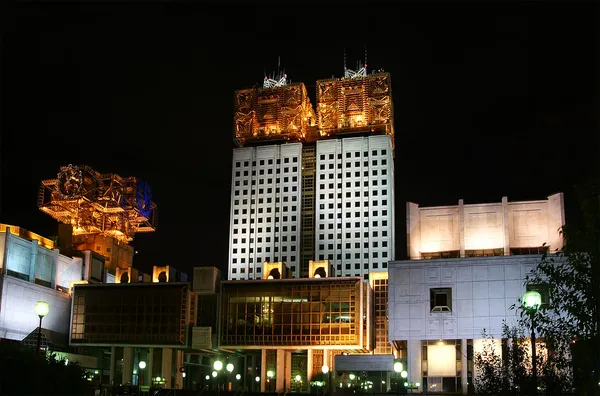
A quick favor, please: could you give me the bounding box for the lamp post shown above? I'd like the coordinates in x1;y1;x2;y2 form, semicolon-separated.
267;370;274;393
523;290;542;396
34;301;49;353
214;360;223;393
138;361;146;387
393;362;403;396
322;365;329;395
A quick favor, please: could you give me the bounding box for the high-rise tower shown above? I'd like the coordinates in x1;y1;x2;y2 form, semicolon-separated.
228;65;395;280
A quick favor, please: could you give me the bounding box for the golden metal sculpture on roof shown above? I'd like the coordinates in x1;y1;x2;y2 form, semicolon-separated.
38;164;156;243
316;69;394;141
233;80;317;146
232;61;394;147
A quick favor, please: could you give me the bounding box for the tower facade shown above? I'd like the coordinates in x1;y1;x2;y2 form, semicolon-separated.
228;67;395;280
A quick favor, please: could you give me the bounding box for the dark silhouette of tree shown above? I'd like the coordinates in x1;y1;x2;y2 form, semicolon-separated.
520;177;600;395
0;342;90;395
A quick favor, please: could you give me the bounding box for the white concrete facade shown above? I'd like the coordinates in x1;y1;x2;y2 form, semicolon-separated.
0;227;88;341
388;254;562;393
315;135;395;276
407;193;565;259
228;143;303;280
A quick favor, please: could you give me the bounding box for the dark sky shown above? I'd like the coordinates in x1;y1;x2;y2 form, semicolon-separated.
1;3;598;276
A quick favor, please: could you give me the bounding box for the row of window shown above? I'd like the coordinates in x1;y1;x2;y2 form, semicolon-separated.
232;236;298;244
320;240;389;249
233;215;298;224
232;254;298;264
319;179;389;190
318;149;388;161
319;159;388;170
234;157;299;168
233;196;297;206
234;185;299;196
235;175;300;186
319;169;388;179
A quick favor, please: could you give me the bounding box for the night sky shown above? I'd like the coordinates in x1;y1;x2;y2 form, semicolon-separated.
1;3;598;277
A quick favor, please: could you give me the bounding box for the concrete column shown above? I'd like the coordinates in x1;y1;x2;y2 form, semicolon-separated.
123;347;133;385
29;240;38;283
1;228;10;274
174;350;184;389
260;349;267;392
459;199;465;257
461;339;468;394
407;340;421;392
276;349;285;392
162;348;173;389
109;346;116;386
502;196;510;255
50;248;58;288
306;349;314;384
148;348;154;383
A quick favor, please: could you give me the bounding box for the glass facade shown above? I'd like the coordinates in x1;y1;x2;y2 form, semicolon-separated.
220;278;366;347
71;283;192;346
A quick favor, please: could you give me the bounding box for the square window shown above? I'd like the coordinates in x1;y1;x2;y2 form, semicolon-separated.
430;288;452;312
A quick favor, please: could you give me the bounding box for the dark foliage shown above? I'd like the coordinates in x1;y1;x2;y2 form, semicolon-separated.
0;342;90;395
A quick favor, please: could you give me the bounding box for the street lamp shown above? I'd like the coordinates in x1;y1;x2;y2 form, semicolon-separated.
523;290;542;395
214;360;223;371
267;370;274;392
322;365;330;395
394;362;403;396
236;374;241;380
226;363;234;373
34;301;49;353
138;361;146;386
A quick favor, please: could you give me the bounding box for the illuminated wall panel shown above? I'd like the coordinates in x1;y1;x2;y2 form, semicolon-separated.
315;135;394;276
228;144;303;280
427;345;457;377
70;283;192;347
406;193;565;259
219;278;366;349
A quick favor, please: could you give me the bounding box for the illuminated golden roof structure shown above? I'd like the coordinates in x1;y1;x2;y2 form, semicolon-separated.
316;71;394;143
38;164;156;243
233;81;317;146
233;66;394;148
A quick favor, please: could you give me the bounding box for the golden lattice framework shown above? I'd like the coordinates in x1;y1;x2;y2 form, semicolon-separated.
38;164;157;243
316;72;394;141
233;72;394;146
233;83;317;146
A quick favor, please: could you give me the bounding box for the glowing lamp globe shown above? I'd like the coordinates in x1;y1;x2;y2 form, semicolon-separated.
212;371;218;377
35;301;49;318
255;376;260;382
236;374;241;380
393;362;403;373
205;375;210;380
295;375;301;382
138;361;146;369
226;363;234;372
213;360;223;371
523;290;542;309
349;374;356;380
401;371;408;379
267;370;274;378
322;365;329;374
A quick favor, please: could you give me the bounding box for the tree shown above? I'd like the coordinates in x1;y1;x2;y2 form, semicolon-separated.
474;324;531;395
0;342;90;395
522;177;600;395
474;323;572;395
